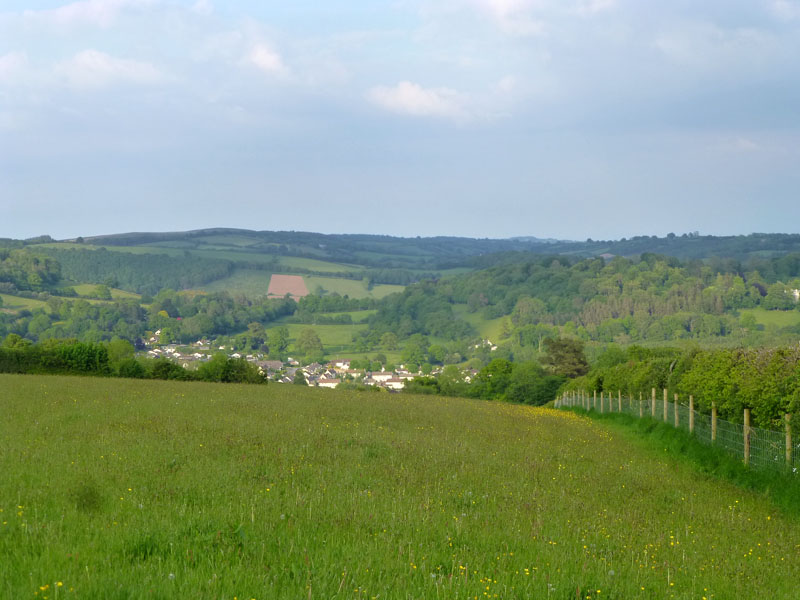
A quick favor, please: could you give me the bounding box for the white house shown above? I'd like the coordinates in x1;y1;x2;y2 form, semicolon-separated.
384;378;405;390
317;378;340;389
369;371;394;383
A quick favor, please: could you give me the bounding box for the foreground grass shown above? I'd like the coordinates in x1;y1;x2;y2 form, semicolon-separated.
564;408;800;519
2;376;800;599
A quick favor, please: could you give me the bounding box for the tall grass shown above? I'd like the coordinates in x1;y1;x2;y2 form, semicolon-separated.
567;409;800;519
2;374;800;599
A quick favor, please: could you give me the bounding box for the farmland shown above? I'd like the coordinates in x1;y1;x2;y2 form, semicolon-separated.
2;375;800;599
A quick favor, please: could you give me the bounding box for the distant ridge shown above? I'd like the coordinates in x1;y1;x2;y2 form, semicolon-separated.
22;228;800;264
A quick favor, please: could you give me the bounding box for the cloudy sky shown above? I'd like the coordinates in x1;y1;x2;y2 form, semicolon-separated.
1;0;799;241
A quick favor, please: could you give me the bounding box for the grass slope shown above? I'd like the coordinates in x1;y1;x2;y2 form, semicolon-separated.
304;276;404;299
71;284;141;301
0;293;49;313
2;375;800;599
453;304;507;341
739;307;800;328
38;242;361;274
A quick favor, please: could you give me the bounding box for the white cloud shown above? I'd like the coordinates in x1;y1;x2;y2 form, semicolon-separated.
0;52;28;84
770;0;800;20
573;0;616;17
469;0;615;34
22;0;157;29
653;24;775;71
55;49;166;88
474;0;547;36
729;136;760;152
191;0;214;17
368;81;468;119
247;43;288;76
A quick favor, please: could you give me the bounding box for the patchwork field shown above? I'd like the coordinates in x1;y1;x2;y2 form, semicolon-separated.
2;375;799;599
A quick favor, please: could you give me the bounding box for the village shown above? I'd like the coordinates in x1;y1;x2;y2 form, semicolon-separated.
141;329;463;390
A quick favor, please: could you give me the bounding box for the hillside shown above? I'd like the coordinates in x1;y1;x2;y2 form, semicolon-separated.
2;375;799;598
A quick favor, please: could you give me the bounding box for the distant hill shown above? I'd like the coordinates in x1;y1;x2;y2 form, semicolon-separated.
57;228;800;264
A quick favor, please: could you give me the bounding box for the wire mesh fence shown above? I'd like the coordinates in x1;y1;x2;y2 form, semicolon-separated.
555;391;799;475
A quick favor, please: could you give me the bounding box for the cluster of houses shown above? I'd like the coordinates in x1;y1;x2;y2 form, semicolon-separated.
257;358;431;390
142;333;440;390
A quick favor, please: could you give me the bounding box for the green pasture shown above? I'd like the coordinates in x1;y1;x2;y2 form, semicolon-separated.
279;323;367;354
71;284;141;301
36;243;359;273
453;305;508;342
0;293;49;313
277;256;357;273
2;375;799;599
199;269;274;297
739;307;800;328
305;276;404;299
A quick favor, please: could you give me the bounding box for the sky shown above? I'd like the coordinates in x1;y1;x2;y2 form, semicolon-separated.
1;0;799;241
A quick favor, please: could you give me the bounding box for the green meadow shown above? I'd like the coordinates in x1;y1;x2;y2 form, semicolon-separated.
71;285;141;301
739;307;800;329
2;374;800;599
0;293;49;313
304;276;404;300
282;323;369;355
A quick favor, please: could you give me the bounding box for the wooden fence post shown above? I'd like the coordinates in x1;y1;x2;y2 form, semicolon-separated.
689;395;694;434
786;414;792;468
744;408;751;466
639;391;643;418
593;390;597;411
663;388;668;423
651;388;656;417
674;393;679;428
618;390;622;413
600;391;605;414
711;402;717;443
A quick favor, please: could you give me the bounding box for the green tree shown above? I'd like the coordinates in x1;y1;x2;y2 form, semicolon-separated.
296;328;324;362
94;284;113;300
542;338;589;378
106;338;134;367
268;326;290;357
505;361;564;405
428;344;446;364
3;333;31;348
475;358;515;399
380;332;398;351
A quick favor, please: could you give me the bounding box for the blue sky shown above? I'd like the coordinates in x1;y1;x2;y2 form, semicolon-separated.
1;0;799;240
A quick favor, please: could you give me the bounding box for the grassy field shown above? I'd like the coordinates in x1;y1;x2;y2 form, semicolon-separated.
36;243;362;274
454;305;508;341
304;276;404;299
280;323;368;355
71;284;141;301
199;271;404;300
739;307;800;328
2;375;800;599
0;293;49;313
199;269;274;297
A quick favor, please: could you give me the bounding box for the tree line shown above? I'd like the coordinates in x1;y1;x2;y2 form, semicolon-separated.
562;344;800;429
0;335;265;384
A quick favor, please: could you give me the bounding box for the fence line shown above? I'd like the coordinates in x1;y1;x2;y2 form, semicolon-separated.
555;389;799;474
